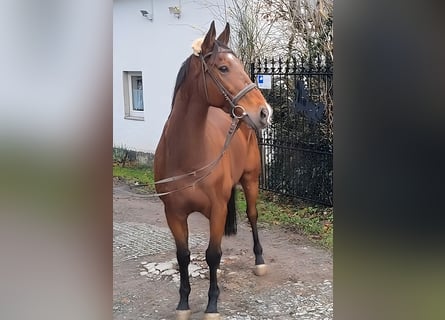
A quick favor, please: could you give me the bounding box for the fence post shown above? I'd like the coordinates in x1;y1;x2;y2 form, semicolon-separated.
250;62;255;82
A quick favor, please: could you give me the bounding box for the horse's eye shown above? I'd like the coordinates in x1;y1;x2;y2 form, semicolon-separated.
218;66;229;73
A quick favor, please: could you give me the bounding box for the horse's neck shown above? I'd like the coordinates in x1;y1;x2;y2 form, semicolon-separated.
169;92;208;136
165;94;213;167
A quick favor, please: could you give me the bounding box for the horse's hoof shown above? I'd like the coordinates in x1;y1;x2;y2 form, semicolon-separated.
254;264;268;276
202;312;221;320
176;309;192;320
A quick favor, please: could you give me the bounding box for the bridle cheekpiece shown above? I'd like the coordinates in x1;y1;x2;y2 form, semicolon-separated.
198;48;258;129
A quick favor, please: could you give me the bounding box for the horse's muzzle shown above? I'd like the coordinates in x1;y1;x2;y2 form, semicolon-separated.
258;103;273;128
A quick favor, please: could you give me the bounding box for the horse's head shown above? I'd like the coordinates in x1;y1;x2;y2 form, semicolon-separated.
193;21;272;130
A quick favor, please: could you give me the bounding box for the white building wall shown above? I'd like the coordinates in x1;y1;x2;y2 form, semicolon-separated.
113;0;226;153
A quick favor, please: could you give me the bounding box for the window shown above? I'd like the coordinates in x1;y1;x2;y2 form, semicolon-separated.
123;71;144;120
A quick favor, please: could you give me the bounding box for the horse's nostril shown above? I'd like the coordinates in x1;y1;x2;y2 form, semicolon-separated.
260;107;269;119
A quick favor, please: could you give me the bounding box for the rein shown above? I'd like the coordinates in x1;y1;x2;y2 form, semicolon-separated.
146;117;241;197
148;48;258;197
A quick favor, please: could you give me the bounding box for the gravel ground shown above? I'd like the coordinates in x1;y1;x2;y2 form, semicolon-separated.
222;280;333;320
113;180;332;320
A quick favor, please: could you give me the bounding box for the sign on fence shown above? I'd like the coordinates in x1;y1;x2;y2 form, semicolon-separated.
257;74;271;89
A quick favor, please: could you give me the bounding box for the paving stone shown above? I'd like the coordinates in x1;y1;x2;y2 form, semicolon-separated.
161;269;177;276
113;222;207;261
188;263;201;273
142;262;157;271
156;262;174;272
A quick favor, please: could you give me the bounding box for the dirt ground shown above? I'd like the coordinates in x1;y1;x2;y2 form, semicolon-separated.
113;180;332;320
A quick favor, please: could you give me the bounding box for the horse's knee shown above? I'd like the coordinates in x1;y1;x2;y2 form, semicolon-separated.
177;248;190;265
205;247;221;268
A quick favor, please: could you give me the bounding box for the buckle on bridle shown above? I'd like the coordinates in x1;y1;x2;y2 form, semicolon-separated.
232;105;247;119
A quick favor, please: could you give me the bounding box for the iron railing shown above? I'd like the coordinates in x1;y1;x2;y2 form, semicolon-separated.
250;56;333;206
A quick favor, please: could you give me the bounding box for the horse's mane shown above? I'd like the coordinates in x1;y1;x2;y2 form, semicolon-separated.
170;40;234;109
171;56;192;108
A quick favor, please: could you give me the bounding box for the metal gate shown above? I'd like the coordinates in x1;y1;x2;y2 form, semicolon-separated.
250;56;333;206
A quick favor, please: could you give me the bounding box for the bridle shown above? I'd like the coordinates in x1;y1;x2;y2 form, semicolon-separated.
150;47;260;196
199;49;259;130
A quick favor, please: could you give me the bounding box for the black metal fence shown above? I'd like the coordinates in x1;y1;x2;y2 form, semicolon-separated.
250;56;333;206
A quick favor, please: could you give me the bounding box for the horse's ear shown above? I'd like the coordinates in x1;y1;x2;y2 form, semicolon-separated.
201;21;216;55
217;23;230;45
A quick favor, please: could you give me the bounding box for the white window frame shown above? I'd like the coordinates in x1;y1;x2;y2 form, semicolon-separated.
123;71;144;120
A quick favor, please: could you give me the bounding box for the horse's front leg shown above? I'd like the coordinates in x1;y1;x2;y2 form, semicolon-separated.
240;176;267;276
203;205;226;320
165;212;192;320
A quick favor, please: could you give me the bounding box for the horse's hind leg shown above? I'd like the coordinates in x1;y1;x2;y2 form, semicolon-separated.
240;176;267;276
165;212;192;320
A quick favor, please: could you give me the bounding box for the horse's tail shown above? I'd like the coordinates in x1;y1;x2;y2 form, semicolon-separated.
224;187;237;236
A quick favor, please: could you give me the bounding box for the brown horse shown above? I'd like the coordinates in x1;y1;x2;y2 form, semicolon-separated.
154;21;272;320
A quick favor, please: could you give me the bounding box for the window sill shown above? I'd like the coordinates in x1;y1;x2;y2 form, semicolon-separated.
124;115;144;121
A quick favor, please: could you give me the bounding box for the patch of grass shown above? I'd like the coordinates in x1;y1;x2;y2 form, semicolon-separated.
113;165;155;192
236;189;333;250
